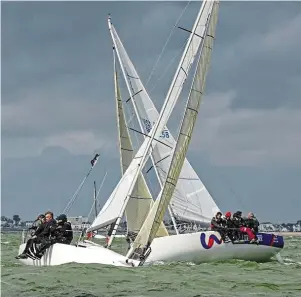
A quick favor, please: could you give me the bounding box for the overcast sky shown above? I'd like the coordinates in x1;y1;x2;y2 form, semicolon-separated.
2;1;301;223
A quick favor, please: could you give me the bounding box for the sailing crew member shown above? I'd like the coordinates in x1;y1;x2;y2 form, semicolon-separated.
224;212;235;242
30;211;58;258
105;223;115;247
29;211;57;259
246;212;259;241
16;214;46;259
210;212;227;242
233;211;257;243
28;214;46;233
16;211;56;259
53;214;73;244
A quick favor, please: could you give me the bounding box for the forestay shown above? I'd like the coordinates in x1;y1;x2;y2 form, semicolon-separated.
113;50;168;237
87;5;207;234
110;0;219;223
127;0;220;261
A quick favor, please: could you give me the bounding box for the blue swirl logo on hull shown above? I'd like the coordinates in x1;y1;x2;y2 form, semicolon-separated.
200;233;222;249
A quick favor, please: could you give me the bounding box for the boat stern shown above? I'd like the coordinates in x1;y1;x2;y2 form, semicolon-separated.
257;232;284;249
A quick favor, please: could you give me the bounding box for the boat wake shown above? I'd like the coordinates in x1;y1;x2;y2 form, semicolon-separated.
281;257;301;266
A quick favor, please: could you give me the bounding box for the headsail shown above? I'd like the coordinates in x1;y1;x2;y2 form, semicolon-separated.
110;1;219;224
113;49;168;238
87;5;206;236
127;0;220;262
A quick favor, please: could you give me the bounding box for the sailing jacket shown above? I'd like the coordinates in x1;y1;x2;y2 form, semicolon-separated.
245;217;259;233
34;222;46;237
210;217;225;230
224;218;235;229
232;212;246;228
54;222;73;244
37;219;57;239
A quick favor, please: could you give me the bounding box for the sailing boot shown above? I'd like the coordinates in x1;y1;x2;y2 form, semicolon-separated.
15;253;28;259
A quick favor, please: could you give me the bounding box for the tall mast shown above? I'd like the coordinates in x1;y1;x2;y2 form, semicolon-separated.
108;16;179;235
87;4;207;238
127;0;219;264
93;181;98;219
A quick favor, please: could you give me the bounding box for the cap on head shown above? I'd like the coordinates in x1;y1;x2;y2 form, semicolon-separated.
56;214;67;222
37;214;45;219
235;211;242;217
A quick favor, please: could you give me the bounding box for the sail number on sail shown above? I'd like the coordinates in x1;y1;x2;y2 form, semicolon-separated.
142;118;169;138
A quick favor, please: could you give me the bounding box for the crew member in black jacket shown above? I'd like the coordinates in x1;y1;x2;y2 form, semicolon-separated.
16;212;56;259
53;214;73;244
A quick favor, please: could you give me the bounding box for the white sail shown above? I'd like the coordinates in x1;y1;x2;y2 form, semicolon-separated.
110;0;219;223
127;0;220;261
88;5;206;234
114;50;168;237
110;22;179;232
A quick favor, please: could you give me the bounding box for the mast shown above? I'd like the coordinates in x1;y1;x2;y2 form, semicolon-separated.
109;18;179;235
109;13;220;225
93;181;98;219
87;4;207;237
127;0;219;263
107;44;168;247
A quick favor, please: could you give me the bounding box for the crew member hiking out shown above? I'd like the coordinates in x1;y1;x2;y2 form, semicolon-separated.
32;211;58;258
246;212;259;242
232;211;257;243
28;214;45;234
16;214;46;259
224;212;235;242
210;212;228;242
26;211;57;259
53;214;73;244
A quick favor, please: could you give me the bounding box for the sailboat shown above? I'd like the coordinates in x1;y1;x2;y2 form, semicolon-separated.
17;0;284;267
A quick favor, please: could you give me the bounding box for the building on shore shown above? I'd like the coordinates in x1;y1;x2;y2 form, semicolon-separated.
67;216;91;231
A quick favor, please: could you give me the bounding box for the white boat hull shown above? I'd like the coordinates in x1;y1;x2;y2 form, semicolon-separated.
17;231;283;267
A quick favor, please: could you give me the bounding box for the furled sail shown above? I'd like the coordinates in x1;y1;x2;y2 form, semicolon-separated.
113;50;168;237
110;0;219;224
127;0;220;262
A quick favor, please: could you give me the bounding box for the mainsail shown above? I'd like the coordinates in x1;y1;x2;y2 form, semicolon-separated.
127;0;220;262
113;49;168;238
87;4;207;238
110;1;219;224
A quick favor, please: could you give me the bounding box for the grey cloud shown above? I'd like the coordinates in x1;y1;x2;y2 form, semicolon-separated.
207;3;301;110
2;147;300;222
190;91;301;166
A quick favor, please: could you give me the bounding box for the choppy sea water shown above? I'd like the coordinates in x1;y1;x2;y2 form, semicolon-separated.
1;233;301;297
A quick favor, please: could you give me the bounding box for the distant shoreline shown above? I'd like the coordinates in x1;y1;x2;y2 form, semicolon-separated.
273;232;301;236
1;229;301;237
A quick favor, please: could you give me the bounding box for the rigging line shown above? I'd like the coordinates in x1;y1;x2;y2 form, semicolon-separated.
145;0;191;87
63;155;100;215
63;167;93;215
148;39;188;96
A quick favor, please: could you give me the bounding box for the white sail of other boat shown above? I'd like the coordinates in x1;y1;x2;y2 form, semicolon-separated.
110;1;220;224
87;2;209;238
113;48;168;237
127;0;220;262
